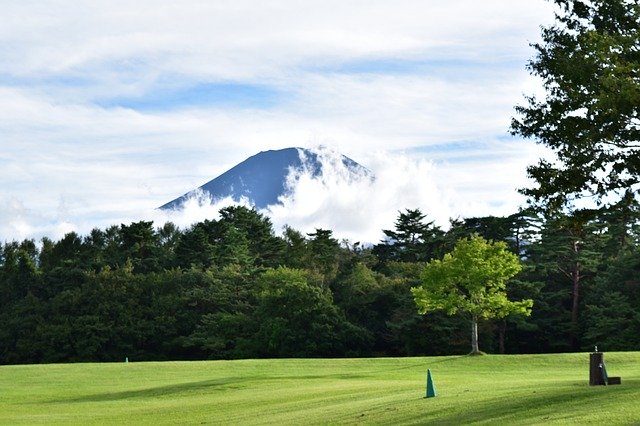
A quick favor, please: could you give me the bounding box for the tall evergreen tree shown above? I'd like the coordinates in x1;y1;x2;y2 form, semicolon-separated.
525;213;605;350
281;225;308;269
175;223;214;270
306;228;341;284
119;221;160;274
217;206;284;268
374;209;444;264
511;0;640;214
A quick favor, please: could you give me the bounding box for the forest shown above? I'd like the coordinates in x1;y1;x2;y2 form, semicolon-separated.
2;0;639;365
1;204;639;364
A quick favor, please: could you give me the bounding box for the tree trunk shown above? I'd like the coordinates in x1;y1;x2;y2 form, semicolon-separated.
470;315;480;354
498;319;506;354
571;240;581;350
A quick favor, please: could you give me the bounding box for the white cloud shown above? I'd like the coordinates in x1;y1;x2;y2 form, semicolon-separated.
265;150;451;242
146;145;545;244
2;1;554;78
0;1;557;242
261;145;549;243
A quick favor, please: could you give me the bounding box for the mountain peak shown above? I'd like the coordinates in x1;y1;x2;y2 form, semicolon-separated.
160;147;371;210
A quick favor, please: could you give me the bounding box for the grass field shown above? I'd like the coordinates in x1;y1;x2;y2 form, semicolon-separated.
1;352;639;425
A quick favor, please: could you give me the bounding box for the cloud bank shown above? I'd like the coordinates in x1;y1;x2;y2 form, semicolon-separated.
1;1;556;243
145;146;540;244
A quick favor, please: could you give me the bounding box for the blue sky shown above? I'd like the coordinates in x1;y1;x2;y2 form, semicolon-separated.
0;0;556;242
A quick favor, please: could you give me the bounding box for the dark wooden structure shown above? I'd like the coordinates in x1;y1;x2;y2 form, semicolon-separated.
589;351;621;386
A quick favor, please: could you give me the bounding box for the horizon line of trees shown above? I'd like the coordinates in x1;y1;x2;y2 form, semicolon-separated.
3;0;640;365
1;203;639;364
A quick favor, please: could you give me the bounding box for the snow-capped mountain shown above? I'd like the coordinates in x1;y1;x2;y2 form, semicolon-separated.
159;147;371;210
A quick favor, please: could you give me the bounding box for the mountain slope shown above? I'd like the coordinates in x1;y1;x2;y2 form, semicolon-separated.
160;147;370;210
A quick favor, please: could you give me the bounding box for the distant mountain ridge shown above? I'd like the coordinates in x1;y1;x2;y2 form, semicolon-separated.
160;147;371;210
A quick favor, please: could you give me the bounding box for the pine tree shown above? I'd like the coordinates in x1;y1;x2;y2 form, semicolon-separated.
512;0;640;214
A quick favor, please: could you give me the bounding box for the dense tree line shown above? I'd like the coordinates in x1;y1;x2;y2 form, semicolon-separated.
2;0;638;364
1;204;638;364
508;0;640;353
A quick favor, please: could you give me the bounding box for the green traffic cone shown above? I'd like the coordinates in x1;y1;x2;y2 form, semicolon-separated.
426;369;437;398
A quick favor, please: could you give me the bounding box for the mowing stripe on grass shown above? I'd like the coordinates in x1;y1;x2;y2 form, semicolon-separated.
1;353;639;425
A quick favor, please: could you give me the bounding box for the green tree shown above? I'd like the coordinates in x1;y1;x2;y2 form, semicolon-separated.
81;228;108;272
374;209;444;264
0;241;45;363
101;225;123;268
214;225;254;268
281;225;308;269
175;223;214;270
119;221;160;273
527;214;604;350
580;203;640;351
411;235;532;354
445;213;531;256
247;267;368;357
306;229;341;284
156;222;182;270
382;261;469;356
443;213;540;353
511;0;640;214
217;206;284;268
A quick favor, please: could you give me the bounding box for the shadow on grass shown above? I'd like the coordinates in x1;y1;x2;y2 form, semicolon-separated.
46;378;247;403
426;356;467;365
360;356;466;376
44;372;370;404
424;379;640;424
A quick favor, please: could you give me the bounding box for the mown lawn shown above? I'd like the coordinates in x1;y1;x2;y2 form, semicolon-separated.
1;352;639;425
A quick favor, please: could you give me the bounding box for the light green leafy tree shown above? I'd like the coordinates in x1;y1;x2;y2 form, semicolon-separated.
411;235;533;354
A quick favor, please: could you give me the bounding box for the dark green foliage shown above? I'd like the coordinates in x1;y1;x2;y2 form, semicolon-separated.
281;225;308;269
332;262;398;354
176;266;254;359
306;228;342;284
156;222;181;270
0;202;638;363
524;214;605;350
218;206;285;268
445;213;531;255
581;220;640;350
511;0;640;214
175;206;285;271
176;224;215;269
119;221;162;274
42;232;83;271
373;209;445;264
383;261;470;356
246;267;370;357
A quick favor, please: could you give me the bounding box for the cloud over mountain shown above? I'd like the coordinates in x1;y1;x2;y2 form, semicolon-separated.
0;1;556;243
151;146;529;244
160;147;371;211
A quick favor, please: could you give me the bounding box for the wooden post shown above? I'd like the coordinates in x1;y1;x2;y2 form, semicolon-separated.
589;352;605;386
